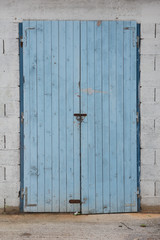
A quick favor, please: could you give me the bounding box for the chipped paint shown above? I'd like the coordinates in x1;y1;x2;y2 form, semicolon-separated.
82;88;107;95
97;20;102;26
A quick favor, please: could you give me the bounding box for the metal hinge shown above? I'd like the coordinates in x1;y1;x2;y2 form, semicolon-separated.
25;187;37;207
20;188;25;199
21;112;24;124
136;112;139;123
20;37;23;48
136;189;140;198
25;27;35;46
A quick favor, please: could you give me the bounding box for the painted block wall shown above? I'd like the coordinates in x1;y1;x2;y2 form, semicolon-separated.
0;0;160;212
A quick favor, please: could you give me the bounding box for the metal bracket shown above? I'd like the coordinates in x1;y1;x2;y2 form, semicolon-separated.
24;27;35;46
124;27;136;47
74;113;87;123
21;112;24;124
136;112;139;123
69;198;87;204
25;187;37;207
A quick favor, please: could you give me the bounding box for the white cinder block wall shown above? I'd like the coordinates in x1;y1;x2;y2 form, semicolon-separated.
0;0;160;212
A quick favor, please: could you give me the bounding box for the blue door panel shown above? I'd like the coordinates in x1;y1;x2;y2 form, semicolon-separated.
23;21;80;212
22;20;138;213
81;21;137;213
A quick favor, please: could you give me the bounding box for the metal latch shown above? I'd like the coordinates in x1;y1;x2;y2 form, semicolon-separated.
69;199;81;204
74;113;87;123
69;198;87;204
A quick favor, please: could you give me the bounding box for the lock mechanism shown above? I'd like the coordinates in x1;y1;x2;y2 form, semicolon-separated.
74;113;87;123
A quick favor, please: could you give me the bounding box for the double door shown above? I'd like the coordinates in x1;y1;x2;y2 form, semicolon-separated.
22;21;138;213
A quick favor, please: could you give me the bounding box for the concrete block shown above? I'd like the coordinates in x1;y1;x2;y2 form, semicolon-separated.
5;197;19;210
141;118;154;133
0;22;18;39
6;101;19;117
0;102;19;117
0;117;19;133
0;165;19;183
141;103;160;118
156;23;160;39
0;150;19;165
155;118;160;133
0;71;19;88
155;149;160;166
141;196;160;212
0;104;4;117
141;39;160;55
141;149;154;165
141;71;160;87
155;88;160;102
0;87;19;102
141;133;160;149
141;180;154;197
141;164;160;181
0;135;4;149
155;181;160;196
0;182;19;199
155;55;160;71
141;23;155;39
140;55;154;73
6;133;19;149
0;39;3;55
0;55;19;72
140;87;154;103
1;38;19;56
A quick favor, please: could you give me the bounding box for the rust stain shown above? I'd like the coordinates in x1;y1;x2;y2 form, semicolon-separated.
82;88;107;95
97;20;102;26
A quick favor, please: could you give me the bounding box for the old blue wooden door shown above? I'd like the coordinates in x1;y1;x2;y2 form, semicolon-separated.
23;21;81;212
81;21;138;213
22;21;138;213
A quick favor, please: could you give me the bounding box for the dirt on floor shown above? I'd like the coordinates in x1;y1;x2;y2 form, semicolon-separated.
0;213;159;240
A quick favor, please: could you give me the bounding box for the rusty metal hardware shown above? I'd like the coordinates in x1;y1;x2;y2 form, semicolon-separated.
69;199;81;204
25;187;37;207
21;112;24;123
74;113;87;123
124;27;135;47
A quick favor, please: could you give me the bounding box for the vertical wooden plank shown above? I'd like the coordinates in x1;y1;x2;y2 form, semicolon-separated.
101;21;110;213
81;21;89;214
66;21;74;212
51;21;59;212
37;21;45;212
23;21;31;212
73;21;81;213
29;21;38;212
116;21;125;212
44;21;52;212
87;21;96;213
124;21;132;212
109;21;117;212
59;21;67;212
94;21;103;213
130;21;137;212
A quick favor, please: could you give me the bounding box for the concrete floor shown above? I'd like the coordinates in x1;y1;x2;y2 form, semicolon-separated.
0;213;159;240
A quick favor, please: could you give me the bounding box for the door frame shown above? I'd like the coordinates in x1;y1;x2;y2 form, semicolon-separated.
19;21;141;213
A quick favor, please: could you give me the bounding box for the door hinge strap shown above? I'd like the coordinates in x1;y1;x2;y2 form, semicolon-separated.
25;187;37;207
136;112;139;123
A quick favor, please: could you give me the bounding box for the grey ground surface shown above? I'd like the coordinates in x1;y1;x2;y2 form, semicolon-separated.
0;213;159;240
